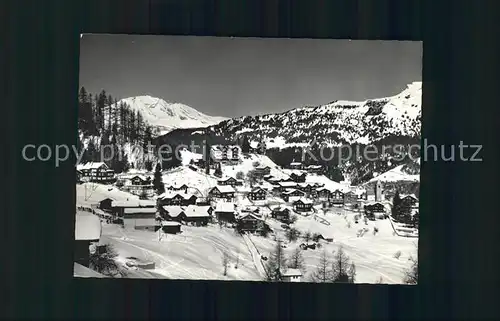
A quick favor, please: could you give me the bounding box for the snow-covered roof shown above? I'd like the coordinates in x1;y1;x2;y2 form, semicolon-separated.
111;200;141;208
401;194;418;201
162;221;181;227
290;162;302;166
123;218;160;226
278;182;298;187
237;213;262;221
162;206;185;217
139;200;156;207
293;198;313;205
283;189;305;195
77;162;109;170
158;191;196;200
298;182;314;188
306;165;322;169
282;269;302;277
123;207;158;215
130;175;150;181
290;170;306;176
218;176;238;182
184;205;211;218
212;185;235;193
215;202;235;213
75;211;101;241
74;262;107;278
251;187;265;193
93;208;112;217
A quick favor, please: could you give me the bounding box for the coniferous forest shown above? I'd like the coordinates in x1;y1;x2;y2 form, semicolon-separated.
77;86;155;173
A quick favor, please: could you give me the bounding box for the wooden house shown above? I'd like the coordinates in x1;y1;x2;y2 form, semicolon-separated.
400;194;419;207
329;189;345;205
297;183;315;195
254;165;271;177
277;181;298;192
130;175;151;186
236;213;267;233
123;217;161;231
282;189;306;202
305;164;322;173
293;198;313;212
160;206;185;221
249;187;266;201
290;171;307;183
98;197;114;212
214;202;236;223
76;162;116;184
181;205;212;226
289;162;303;170
263;174;274;181
231;146;240;160
157;191;198;206
110;200;141;217
208;186;235;201
271;206;291;222
315;187;332;200
364;202;387;220
218;176;244;187
122;207;158;219
281;269;302;282
167;184;189;192
161;221;181;234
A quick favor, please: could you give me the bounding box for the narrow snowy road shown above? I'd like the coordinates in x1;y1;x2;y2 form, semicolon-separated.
242;233;267;279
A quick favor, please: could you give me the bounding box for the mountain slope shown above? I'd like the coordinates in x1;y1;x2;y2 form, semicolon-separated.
156;82;422;184
159;81;421;146
117;95;227;135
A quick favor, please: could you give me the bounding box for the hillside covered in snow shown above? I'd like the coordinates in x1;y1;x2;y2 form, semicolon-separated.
116;96;227;136
156;82;422;184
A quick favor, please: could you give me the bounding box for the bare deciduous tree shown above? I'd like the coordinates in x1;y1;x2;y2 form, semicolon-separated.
285;227;301;243
331;246;355;283
309;249;332;282
288;247;305;273
265;239;287;281
302;231;312;243
403;255;418;284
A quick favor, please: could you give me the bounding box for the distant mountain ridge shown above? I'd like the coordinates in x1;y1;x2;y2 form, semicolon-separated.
116;95;228;135
155;81;422;184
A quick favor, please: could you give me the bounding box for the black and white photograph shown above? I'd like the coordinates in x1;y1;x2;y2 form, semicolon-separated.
74;35;421;284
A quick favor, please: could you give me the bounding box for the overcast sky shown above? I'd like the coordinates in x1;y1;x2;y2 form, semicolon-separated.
79;35;422;118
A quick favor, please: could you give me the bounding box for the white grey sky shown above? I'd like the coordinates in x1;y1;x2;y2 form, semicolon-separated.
79;35;422;118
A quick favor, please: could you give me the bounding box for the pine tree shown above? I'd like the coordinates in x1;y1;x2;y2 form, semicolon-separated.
392;191;402;221
288;247;306;272
241;135;251;154
143;126;153;154
265;239;287;281
86;139;98;162
153;163;165;194
310;249;332;282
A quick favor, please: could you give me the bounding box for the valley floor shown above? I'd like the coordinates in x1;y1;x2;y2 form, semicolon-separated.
93;206;416;284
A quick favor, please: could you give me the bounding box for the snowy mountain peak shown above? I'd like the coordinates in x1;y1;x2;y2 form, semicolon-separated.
117;95;228;135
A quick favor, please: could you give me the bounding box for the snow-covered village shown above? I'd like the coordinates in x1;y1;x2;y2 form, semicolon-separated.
75;36;421;284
